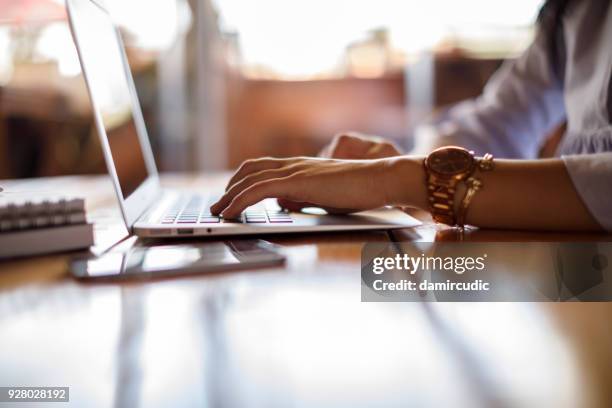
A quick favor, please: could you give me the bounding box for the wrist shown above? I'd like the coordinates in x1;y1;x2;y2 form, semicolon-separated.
381;156;428;209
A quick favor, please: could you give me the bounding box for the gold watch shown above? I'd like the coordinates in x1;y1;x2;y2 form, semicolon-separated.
423;146;493;226
423;146;477;225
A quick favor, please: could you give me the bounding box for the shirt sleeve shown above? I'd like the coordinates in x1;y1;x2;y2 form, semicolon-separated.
410;28;566;158
562;153;612;231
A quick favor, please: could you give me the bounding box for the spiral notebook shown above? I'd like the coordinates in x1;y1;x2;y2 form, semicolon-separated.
0;194;94;259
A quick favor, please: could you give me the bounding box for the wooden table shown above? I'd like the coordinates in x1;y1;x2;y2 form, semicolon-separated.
0;175;611;408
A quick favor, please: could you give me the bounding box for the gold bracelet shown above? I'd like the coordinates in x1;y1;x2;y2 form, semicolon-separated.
456;153;494;228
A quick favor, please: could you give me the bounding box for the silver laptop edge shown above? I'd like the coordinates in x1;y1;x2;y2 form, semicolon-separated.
66;0;161;230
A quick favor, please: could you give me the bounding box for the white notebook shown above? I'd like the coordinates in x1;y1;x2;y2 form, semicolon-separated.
0;194;94;259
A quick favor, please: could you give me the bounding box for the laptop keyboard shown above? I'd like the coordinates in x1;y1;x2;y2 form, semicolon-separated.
160;195;293;225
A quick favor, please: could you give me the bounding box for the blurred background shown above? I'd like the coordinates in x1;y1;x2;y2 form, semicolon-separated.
0;0;544;182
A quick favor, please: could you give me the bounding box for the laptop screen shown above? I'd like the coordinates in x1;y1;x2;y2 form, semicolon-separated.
69;0;149;199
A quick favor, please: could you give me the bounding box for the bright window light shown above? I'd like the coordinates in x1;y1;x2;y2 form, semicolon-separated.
214;0;545;79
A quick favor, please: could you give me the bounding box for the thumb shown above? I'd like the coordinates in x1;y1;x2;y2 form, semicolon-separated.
277;198;312;212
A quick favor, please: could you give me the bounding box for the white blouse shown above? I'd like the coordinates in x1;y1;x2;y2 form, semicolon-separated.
411;0;612;230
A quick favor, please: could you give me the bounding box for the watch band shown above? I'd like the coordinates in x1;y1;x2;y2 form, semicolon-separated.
423;147;493;226
426;176;460;225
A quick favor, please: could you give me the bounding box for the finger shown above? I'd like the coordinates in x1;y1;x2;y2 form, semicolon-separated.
277;198;314;212
320;132;351;158
221;178;295;219
225;158;286;191
211;168;295;214
318;143;333;158
328;134;352;158
331;134;373;159
367;144;393;158
319;138;341;158
277;198;357;214
320;205;359;214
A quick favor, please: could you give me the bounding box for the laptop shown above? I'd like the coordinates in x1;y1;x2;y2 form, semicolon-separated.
66;0;421;238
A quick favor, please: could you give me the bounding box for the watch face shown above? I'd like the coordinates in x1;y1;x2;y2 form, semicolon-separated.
427;147;474;176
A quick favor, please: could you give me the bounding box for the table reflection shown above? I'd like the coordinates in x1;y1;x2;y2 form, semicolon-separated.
0;242;599;407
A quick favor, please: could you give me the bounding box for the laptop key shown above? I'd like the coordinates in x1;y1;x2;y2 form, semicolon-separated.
222;218;244;223
199;218;220;223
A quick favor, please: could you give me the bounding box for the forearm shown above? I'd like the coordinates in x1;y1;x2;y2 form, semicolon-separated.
387;156;603;231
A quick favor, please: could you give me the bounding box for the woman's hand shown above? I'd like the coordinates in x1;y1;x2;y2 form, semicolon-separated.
277;132;403;211
320;132;402;160
210;157;419;219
